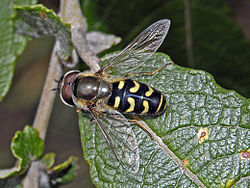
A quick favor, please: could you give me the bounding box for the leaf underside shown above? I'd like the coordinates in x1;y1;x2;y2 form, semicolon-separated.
79;53;249;187
14;4;73;60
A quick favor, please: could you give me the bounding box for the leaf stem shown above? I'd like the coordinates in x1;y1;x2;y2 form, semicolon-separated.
137;119;206;188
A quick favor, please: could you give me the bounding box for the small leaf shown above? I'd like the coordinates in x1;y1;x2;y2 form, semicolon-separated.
0;0;36;102
79;52;249;187
50;156;78;186
41;153;56;169
0;125;44;179
14;4;73;60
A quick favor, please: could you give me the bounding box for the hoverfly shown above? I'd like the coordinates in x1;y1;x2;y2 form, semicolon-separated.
58;19;171;173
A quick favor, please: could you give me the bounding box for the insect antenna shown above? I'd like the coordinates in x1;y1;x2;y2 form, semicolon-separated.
51;78;60;91
54;78;59;83
51;88;59;91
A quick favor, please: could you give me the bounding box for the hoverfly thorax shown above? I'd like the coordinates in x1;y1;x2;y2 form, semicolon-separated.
59;70;111;108
73;75;111;100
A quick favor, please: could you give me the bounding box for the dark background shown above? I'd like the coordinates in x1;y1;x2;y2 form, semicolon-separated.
0;0;249;187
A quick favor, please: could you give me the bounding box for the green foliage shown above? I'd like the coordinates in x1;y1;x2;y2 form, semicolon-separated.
0;0;36;102
50;156;78;186
11;125;44;164
41;153;56;169
14;4;73;60
0;126;43;179
80;0;250;97
79;52;249;187
0;126;78;187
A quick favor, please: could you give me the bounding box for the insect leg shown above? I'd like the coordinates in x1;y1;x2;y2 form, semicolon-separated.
129;115;154;140
101;108;132;128
125;62;173;77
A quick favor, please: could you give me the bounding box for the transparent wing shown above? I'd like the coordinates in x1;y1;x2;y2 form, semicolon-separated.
99;19;170;76
89;108;140;173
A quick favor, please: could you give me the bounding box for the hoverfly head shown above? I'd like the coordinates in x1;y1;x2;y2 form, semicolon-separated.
58;70;80;107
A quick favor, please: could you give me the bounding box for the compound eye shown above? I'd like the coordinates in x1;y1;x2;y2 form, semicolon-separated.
73;76;99;100
59;70;80;107
61;83;74;106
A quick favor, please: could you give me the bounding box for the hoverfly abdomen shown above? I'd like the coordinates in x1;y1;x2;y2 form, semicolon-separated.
107;79;167;115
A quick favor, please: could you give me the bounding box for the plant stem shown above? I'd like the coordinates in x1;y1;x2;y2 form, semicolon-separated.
23;42;62;188
23;0;100;187
32;45;62;140
60;0;100;72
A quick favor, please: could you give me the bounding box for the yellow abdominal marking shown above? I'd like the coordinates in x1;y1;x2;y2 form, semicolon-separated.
156;94;163;113
118;80;125;89
129;81;140;93
141;100;149;114
114;96;120;108
145;86;153;97
126;97;135;112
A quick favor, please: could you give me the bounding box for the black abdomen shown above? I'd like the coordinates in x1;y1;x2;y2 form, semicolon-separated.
107;79;166;115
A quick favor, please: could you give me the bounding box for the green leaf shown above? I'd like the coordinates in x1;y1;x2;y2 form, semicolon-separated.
0;125;78;187
0;125;44;179
41;153;56;169
50;156;78;186
79;53;249;187
232;178;250;188
14;4;73;60
0;0;36;102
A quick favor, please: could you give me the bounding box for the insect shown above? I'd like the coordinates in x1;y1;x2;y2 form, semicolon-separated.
58;19;171;173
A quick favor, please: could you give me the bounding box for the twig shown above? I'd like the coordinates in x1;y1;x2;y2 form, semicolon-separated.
23;0;100;187
183;0;195;68
60;0;100;72
23;42;62;188
23;161;50;188
32;44;62;140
